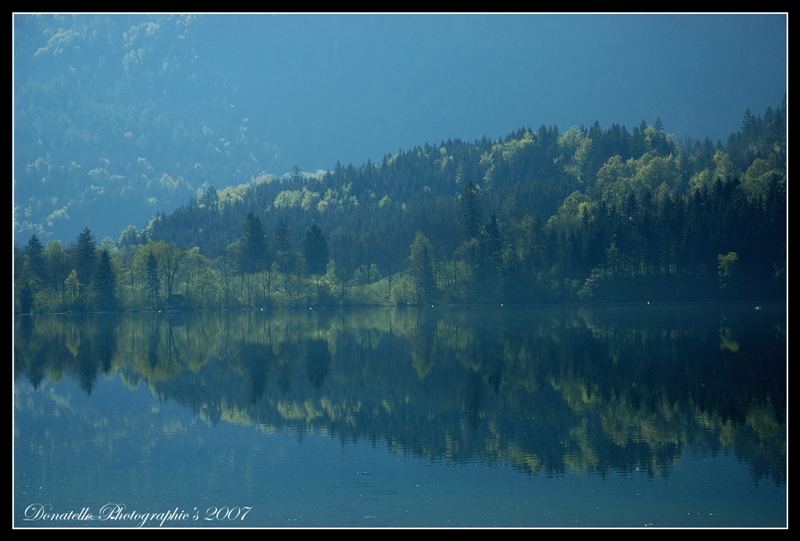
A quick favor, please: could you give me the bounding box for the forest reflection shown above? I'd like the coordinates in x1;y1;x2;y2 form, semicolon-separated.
14;305;785;485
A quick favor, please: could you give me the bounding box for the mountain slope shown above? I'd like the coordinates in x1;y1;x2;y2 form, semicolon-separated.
14;15;282;241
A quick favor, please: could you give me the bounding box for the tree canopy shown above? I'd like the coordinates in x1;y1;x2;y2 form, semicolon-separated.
14;103;786;312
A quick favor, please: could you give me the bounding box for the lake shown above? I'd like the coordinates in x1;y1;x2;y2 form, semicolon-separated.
13;304;786;527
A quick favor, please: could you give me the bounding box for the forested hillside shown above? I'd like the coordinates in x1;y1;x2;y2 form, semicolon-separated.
14;16;286;242
14;102;786;312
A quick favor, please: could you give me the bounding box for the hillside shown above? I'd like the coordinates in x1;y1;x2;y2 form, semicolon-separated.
14;15;285;242
14;102;786;311
14;15;786;246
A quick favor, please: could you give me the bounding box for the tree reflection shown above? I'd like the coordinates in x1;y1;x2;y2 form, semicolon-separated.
14;304;786;485
305;339;330;389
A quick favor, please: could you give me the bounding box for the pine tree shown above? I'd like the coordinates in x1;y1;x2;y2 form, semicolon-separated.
460;182;482;240
274;221;293;273
409;232;436;304
25;235;46;284
476;215;503;299
146;252;160;309
74;228;97;288
303;224;329;276
94;249;118;311
241;211;269;273
290;165;304;183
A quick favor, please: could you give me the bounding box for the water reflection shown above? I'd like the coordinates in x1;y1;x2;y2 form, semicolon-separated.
14;305;786;485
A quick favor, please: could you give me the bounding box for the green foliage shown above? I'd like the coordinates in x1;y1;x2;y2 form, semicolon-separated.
409;232;436;304
199;185;219;209
273;221;295;274
93;249;118;311
13;104;786;311
460;181;482;240
690;151;735;193
717;251;741;293
273;187;321;211
558;126;591;182
475;215;503;299
741;159;784;201
25;235;46;284
42;240;69;302
74;227;97;289
218;183;252;208
390;274;416;305
64;270;80;310
596;153;681;210
303;224;329;276
240;211;269;273
146;252;160;309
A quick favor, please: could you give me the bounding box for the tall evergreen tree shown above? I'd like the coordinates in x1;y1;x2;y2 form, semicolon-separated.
241;211;269;273
146;252;160;309
25;235;46;284
460;182;482;240
290;165;304;183
274;221;293;273
409;232;436;304
477;215;503;299
94;249;118;311
303;224;329;276
74;228;97;288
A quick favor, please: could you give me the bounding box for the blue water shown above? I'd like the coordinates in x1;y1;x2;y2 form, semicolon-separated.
14;305;786;527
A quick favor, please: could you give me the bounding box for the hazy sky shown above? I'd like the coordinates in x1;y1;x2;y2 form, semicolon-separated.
198;13;786;170
17;13;786;173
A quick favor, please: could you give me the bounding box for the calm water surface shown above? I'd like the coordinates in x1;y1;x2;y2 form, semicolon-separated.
14;305;786;527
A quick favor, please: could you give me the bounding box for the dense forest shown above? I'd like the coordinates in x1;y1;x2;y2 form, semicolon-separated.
14;102;786;313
